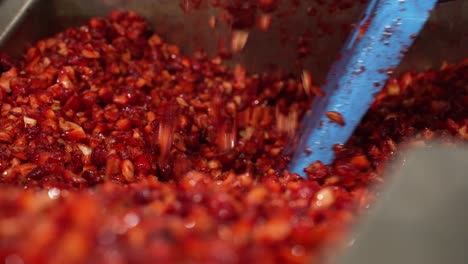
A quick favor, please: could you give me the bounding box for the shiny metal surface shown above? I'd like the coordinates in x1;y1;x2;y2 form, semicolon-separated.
337;144;468;264
0;0;38;47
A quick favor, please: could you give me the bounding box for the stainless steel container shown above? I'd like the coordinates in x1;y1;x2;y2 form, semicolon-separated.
1;0;467;83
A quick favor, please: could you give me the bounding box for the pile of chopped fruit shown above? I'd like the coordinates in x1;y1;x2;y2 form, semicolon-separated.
0;11;467;264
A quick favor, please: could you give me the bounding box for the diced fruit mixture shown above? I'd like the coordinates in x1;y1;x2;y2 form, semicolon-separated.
0;11;467;264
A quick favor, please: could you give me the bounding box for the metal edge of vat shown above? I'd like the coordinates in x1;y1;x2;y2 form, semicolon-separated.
336;143;468;264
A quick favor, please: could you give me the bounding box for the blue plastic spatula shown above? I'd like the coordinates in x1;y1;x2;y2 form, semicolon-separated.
289;0;440;177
